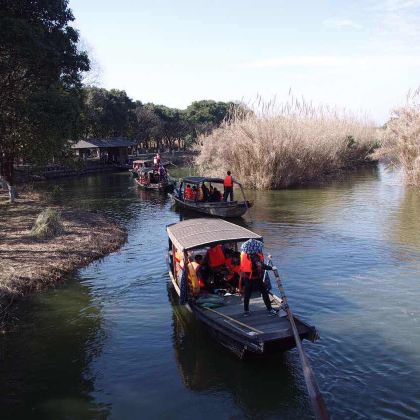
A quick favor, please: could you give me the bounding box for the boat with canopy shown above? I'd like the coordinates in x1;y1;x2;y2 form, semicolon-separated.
131;159;174;192
166;218;318;358
168;176;252;218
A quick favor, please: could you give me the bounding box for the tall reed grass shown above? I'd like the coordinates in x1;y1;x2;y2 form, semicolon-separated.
372;88;420;186
196;97;377;189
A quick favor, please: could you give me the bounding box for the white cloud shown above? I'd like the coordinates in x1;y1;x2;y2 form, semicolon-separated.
322;18;362;30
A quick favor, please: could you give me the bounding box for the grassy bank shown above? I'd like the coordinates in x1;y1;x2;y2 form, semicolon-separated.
0;190;127;329
196;98;377;189
373;89;420;187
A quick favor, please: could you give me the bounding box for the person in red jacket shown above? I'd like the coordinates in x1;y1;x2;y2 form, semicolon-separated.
223;171;233;201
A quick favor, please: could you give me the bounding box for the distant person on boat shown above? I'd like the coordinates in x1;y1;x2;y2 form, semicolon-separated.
208;185;214;201
184;184;194;200
159;164;167;181
192;186;198;201
154;153;161;166
223;171;234;201
201;183;209;202
208;186;221;202
239;239;278;317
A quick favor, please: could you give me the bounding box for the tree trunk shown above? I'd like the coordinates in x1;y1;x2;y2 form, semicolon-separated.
0;153;17;203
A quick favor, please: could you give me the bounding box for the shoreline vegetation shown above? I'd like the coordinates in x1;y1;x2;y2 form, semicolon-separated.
0;189;127;329
196;97;378;189
373;88;420;187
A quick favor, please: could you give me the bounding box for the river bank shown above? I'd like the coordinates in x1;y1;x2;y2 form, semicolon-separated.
0;189;127;329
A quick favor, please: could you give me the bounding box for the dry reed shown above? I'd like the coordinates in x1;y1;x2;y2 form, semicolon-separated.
196;96;377;189
372;88;420;186
30;207;64;239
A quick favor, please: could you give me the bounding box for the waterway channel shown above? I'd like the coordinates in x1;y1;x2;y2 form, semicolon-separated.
1;164;419;419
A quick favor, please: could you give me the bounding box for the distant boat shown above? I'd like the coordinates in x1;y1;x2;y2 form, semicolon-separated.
168;176;252;218
166;218;318;358
131;159;174;192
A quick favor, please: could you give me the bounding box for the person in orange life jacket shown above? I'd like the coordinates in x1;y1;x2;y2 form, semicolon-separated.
225;249;241;290
206;244;226;268
184;184;193;200
187;254;206;296
239;252;278;316
223;170;234;202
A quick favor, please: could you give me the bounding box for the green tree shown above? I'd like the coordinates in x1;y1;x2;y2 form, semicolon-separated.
185;100;234;140
82;87;135;139
0;0;89;201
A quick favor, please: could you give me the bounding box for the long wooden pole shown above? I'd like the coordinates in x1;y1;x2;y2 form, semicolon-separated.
238;183;252;222
268;256;330;420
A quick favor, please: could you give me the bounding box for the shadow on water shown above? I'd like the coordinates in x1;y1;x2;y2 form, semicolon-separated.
0;276;110;419
168;286;313;419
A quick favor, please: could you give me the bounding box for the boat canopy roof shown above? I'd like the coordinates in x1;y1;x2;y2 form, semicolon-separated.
167;218;262;251
133;159;153;164
182;176;242;186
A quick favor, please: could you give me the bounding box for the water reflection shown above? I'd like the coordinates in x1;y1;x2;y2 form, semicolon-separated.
168;287;312;419
0;277;109;419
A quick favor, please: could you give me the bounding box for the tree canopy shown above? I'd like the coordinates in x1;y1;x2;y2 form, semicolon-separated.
0;0;89;196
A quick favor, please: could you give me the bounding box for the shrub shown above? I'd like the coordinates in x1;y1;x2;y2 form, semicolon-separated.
196;97;377;189
30;208;64;239
372;88;420;186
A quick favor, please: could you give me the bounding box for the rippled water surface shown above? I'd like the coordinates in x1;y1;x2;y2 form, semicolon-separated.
1;165;420;419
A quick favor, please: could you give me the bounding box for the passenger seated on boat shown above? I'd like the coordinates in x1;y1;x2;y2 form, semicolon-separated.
240;248;277;316
225;249;241;290
197;184;204;201
203;244;228;291
187;255;206;296
201;183;209;201
192;186;198;201
209;187;222;202
184;184;194;200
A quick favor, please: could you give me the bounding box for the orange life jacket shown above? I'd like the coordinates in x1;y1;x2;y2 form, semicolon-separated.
207;244;226;268
184;187;194;200
224;175;233;187
226;257;241;280
187;261;201;295
240;252;264;275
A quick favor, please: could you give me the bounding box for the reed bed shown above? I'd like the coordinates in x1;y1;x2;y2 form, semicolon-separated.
196;97;377;189
372;88;420;187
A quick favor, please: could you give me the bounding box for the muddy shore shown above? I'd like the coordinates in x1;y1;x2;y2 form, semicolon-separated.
0;190;127;328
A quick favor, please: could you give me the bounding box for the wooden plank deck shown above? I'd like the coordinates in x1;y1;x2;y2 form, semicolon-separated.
199;294;299;340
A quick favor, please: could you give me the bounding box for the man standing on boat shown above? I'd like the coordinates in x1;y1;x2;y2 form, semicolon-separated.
239;239;278;317
223;171;234;201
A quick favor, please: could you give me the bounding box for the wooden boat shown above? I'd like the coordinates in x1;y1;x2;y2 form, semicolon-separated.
131;159;174;192
168;176;252;218
166;218;318;358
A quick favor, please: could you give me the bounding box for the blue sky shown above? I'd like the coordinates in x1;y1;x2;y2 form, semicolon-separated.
70;0;420;123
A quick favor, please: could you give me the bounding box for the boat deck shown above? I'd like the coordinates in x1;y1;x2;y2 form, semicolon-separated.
194;293;313;345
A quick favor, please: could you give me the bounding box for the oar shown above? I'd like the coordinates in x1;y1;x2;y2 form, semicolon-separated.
268;255;330;420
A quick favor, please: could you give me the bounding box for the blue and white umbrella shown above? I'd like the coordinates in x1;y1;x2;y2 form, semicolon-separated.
240;238;264;254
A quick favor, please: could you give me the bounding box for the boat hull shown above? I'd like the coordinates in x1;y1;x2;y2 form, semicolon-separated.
168;270;316;359
168;194;252;218
135;178;174;192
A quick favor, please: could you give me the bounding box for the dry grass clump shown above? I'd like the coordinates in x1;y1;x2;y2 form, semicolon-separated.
372;88;420;186
196;97;377;189
30;207;64;239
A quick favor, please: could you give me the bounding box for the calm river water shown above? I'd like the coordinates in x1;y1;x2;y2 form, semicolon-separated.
1;165;420;419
